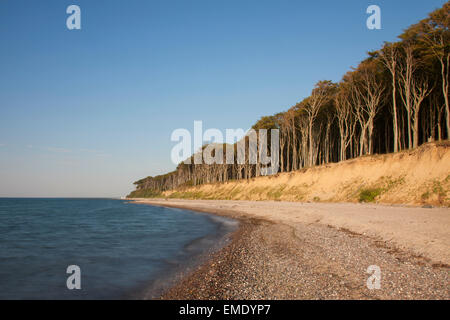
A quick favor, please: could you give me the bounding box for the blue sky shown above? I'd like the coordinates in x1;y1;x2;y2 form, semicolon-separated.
0;0;446;197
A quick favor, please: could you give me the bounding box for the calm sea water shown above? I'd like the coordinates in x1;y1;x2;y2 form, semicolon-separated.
0;198;236;299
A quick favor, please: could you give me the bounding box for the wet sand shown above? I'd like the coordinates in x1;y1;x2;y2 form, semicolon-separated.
131;199;450;299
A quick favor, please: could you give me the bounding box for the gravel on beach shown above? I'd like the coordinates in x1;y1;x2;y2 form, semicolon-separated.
160;217;449;300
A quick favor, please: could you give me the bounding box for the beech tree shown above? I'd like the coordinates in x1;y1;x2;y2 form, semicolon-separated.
379;42;401;152
304;81;335;166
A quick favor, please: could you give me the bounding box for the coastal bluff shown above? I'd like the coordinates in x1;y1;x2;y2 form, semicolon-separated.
153;141;450;207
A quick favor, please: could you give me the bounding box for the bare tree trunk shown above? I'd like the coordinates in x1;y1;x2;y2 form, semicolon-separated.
291;116;298;170
442;54;450;138
380;44;400;152
398;45;415;149
411;76;432;148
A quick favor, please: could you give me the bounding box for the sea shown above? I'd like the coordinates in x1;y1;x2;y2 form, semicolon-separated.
0;198;237;299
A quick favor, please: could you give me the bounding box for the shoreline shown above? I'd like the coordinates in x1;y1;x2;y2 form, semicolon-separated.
130;206;239;300
130;198;449;300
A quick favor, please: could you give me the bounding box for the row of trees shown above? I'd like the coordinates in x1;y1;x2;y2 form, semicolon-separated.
130;3;449;196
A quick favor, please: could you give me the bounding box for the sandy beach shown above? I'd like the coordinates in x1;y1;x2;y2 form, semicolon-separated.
130;199;450;299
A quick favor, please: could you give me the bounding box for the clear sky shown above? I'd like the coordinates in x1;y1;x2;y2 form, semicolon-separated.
0;0;446;197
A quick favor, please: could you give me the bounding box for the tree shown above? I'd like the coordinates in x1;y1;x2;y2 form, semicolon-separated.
398;43;417;149
411;75;433;147
350;61;385;155
304;81;334;166
379;42;401;152
335;82;356;161
420;6;449;139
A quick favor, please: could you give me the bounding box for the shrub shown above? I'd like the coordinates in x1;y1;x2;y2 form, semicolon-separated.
359;188;383;202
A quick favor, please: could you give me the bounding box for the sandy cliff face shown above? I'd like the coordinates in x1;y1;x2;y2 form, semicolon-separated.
163;141;450;206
